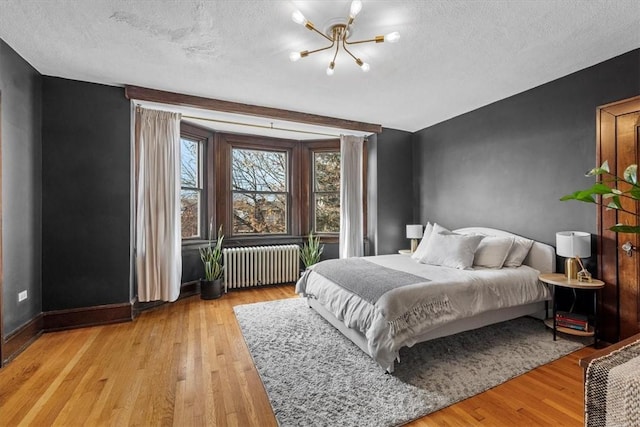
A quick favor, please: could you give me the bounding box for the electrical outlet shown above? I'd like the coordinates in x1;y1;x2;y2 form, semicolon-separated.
18;290;28;302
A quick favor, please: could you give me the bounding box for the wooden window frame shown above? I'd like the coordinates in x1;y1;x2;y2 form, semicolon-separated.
180;123;215;242
300;140;340;242
179;129;367;246
217;133;301;241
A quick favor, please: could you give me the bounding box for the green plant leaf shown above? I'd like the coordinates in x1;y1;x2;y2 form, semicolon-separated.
604;195;622;210
585;160;610;176
560;190;594;202
561;182;621;203
300;232;324;269
623;164;638;185
591;183;618;195
200;225;225;280
610;224;640;233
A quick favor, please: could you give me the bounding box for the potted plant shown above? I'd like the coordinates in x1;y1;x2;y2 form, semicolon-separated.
561;161;640;233
200;225;224;299
300;232;324;271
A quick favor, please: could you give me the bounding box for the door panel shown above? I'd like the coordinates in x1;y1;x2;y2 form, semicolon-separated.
597;96;640;342
616;112;640;339
597;110;619;342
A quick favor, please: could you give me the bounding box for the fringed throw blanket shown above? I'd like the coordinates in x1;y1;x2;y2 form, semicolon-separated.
311;258;430;304
309;258;453;338
387;297;452;337
586;340;640;427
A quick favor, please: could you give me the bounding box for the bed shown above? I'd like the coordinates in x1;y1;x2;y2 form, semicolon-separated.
295;226;555;372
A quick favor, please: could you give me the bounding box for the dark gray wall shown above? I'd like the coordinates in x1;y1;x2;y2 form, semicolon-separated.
0;39;42;336
413;49;640;246
372;128;414;254
42;77;131;310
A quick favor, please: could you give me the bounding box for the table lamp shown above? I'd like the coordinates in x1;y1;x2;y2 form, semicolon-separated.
406;224;423;253
556;231;591;280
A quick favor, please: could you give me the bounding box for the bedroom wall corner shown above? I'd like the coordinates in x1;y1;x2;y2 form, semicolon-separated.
42;77;131;311
372;128;414;255
0;38;43;339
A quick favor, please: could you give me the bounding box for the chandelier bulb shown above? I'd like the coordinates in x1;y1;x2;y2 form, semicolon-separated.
291;10;307;26
360;62;370;72
289;52;302;62
384;32;401;43
326;62;335;76
350;0;363;18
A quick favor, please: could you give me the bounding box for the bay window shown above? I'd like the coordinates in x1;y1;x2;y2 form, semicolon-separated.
181;125;363;244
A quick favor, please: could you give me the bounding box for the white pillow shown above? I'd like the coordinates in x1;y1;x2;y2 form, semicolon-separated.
503;237;534;268
419;230;484;270
411;222;434;260
473;236;515;269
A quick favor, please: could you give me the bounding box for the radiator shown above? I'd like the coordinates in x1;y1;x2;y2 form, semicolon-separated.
223;244;300;291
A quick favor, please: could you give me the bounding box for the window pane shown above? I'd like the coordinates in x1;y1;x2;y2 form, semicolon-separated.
233;192;287;234
314;152;340;192
315;193;340;233
181;138;199;188
232;148;287;192
181;189;200;238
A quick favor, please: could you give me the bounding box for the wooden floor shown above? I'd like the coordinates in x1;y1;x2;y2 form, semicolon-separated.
0;285;595;426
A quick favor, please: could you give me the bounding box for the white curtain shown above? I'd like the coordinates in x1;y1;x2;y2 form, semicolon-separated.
134;107;182;302
339;135;365;258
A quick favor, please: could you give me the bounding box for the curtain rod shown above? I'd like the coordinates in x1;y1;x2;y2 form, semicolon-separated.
134;105;368;139
181;114;343;138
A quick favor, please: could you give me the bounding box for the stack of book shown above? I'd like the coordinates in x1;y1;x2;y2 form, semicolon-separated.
556;311;589;331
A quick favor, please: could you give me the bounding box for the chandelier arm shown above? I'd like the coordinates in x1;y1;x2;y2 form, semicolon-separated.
346;15;356;33
344;35;384;45
308;25;334;43
331;41;340;63
341;38;360;62
304;40;336;56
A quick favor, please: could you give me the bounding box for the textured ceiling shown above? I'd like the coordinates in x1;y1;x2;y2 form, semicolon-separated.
1;1;639;132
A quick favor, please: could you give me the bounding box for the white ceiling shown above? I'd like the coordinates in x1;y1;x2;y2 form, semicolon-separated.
1;1;639;133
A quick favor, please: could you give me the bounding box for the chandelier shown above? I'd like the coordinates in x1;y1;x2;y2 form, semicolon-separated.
289;0;400;75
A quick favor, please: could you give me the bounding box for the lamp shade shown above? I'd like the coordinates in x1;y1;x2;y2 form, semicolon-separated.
406;224;423;239
556;231;591;258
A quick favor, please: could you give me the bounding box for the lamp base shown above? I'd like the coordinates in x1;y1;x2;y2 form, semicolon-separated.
411;239;418;253
565;257;579;280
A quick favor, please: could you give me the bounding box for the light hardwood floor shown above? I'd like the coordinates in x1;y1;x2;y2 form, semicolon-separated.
0;285;594;426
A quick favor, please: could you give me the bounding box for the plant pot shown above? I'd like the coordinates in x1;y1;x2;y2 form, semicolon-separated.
200;278;223;300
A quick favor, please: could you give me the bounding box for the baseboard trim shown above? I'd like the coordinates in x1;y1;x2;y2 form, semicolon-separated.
133;280;200;316
3;314;44;365
3;284;199;364
43;302;133;332
179;280;200;299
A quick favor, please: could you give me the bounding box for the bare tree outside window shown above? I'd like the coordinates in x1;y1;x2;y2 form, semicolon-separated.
180;137;202;238
313;151;340;233
232;148;288;234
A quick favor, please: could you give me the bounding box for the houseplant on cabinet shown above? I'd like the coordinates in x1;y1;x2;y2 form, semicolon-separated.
200;225;224;299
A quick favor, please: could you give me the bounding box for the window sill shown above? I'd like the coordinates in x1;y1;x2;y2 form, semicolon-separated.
182;239;214;250
182;235;340;250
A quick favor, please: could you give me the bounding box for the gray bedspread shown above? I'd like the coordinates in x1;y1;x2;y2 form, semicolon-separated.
309;258;429;305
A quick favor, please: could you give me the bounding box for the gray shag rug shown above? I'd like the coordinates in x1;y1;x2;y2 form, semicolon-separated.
234;298;587;427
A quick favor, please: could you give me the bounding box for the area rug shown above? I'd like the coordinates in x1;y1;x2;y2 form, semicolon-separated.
234;298;587;427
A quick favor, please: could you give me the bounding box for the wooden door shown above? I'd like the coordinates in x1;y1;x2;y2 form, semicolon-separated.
597;96;640;342
0;92;3;366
